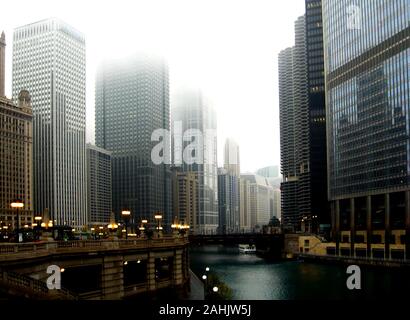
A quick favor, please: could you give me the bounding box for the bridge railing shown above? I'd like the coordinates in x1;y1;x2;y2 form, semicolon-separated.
0;236;189;257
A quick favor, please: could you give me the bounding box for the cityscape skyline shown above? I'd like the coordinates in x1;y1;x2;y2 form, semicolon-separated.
0;0;306;173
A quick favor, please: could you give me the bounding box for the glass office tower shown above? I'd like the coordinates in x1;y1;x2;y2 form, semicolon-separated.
95;54;172;229
323;0;410;259
172;88;218;234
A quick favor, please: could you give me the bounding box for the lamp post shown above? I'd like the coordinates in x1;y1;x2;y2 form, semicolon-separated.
154;214;162;238
10;200;24;243
34;215;42;240
122;210;131;240
139;219;148;237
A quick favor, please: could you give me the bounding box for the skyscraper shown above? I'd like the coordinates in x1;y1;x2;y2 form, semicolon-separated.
218;167;240;234
279;1;329;233
0;31;5;97
218;138;240;234
86;144;112;226
95;54;172;228
323;0;410;259
12;18;87;227
279;44;300;232
171;88;218;234
224;138;240;177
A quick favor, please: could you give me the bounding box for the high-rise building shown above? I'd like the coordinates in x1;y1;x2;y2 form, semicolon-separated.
224;138;240;177
279;1;329;233
0;31;5;97
0;89;33;230
239;178;251;233
323;0;410;259
171;168;198;231
86;144;112;226
218;138;240;234
171;88;218;234
279;45;300;232
240;173;275;232
95;54;172;228
218;167;240;234
12;18;87;227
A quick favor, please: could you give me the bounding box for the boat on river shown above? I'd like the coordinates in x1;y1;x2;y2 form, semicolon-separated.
238;244;256;253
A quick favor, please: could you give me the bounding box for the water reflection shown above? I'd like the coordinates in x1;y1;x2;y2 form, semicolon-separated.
190;245;410;300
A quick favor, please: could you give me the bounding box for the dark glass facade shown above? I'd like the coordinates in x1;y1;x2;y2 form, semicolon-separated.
95;55;172;228
323;0;410;199
323;0;410;259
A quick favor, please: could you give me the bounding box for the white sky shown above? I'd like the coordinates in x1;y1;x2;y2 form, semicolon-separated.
2;0;305;173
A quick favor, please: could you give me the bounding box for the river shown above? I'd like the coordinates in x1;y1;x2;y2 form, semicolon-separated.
190;245;410;300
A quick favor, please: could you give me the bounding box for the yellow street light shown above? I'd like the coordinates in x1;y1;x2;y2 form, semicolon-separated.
10;200;24;209
10;200;24;235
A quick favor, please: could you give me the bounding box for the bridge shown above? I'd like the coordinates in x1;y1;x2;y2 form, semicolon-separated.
189;233;284;257
0;236;190;300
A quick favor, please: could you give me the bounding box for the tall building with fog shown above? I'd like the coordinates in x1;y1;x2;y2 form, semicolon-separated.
12;18;87;227
95;54;172;228
323;0;410;259
86;144;112;225
171;88;218;234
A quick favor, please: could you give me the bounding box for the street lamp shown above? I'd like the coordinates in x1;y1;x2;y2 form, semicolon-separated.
154;214;162;238
122;210;131;240
10;200;24;243
139;219;148;237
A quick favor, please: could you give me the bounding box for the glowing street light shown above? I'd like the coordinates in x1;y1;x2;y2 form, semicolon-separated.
122;210;131;240
154;214;162;238
10;200;24;242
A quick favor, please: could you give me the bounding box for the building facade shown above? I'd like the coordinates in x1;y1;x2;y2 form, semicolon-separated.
0;31;5;97
240;173;275;232
279;43;301;232
239;178;251;233
0;91;33;230
171;88;218;234
171;168;198;231
323;0;410;259
95;54;172;229
279;1;329;233
218;167;240;234
86;144;112;226
12;18;87;227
